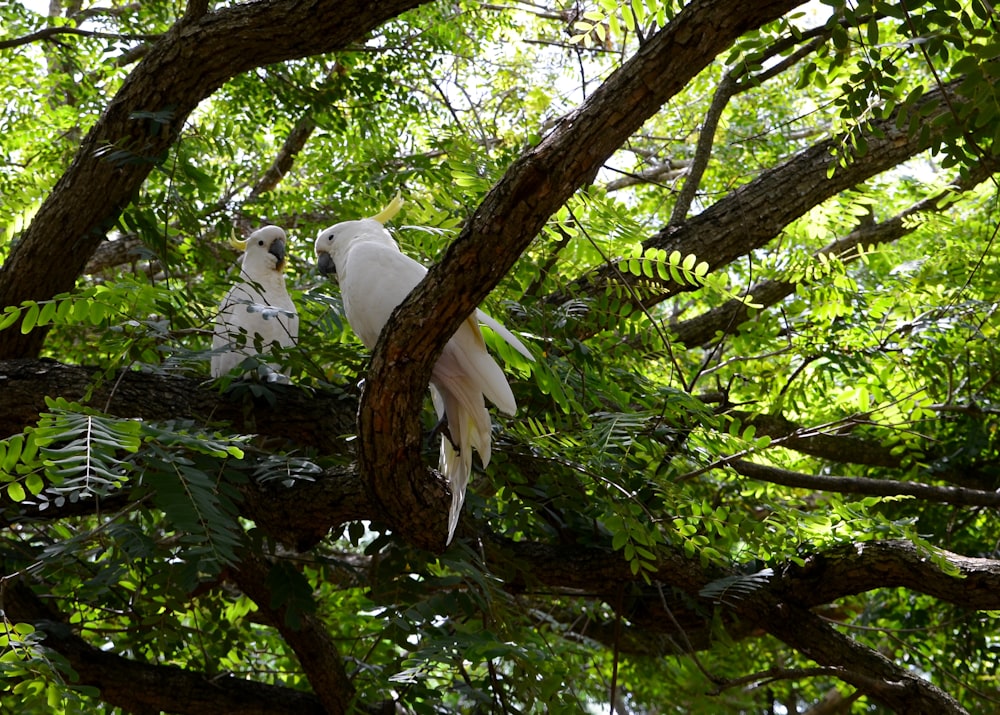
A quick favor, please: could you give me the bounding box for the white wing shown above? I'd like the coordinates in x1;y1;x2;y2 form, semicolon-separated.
476;309;533;361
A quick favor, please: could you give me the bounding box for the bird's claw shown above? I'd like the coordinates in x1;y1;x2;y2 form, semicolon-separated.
427;415;459;453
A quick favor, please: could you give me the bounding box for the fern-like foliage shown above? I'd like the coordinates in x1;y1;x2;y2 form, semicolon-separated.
32;403;142;505
135;421;248;577
698;568;774;607
1;403;250;581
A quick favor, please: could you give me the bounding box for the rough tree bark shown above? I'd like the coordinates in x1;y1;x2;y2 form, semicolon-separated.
2;0;994;711
0;359;356;454
358;0;808;548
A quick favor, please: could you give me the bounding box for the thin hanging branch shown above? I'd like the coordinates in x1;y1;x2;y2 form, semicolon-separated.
730;459;1000;507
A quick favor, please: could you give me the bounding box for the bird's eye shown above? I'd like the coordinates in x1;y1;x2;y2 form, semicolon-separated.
258;239;264;246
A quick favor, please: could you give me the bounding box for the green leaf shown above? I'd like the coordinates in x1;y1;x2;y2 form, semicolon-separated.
19;303;39;334
37;300;57;328
2;435;23;472
7;482;26;502
24;473;44;496
0;308;21;331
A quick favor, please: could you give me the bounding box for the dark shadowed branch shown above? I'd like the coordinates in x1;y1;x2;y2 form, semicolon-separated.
0;577;329;715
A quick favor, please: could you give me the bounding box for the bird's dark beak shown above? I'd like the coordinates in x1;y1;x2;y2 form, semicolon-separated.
268;238;286;268
317;252;336;276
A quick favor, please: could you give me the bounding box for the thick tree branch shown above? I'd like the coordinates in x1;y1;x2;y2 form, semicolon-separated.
493;534;1000;619
4;358;995;539
82;234;147;274
780;539;1000;611
672;158;1000;347
360;0;809;550
739;412;903;468
495;535;988;712
0;358;356;452
552;78;965;327
730;591;968;714
0;0;430;359
239;465;371;552
1;461;370;556
0;577;327;715
231;551;356;714
738;410;999;491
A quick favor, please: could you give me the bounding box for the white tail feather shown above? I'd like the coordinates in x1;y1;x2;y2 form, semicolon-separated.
440;438;468;543
432;375;493;544
477;309;534;361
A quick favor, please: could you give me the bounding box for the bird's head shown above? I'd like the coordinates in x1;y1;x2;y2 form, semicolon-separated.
315;192;403;278
232;225;288;274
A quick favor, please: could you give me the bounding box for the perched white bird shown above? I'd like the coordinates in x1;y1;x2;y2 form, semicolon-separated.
212;225;299;382
314;195;532;543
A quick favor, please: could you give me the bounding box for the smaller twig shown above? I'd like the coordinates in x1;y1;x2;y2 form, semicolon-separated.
669;71;736;226
655;582;721;684
0;26;159;50
707;665;847;696
731;459;1000;508
181;0;210;24
524;223;574;297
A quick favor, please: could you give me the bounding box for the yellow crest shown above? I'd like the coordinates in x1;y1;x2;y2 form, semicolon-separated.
228;229;247;251
368;191;403;225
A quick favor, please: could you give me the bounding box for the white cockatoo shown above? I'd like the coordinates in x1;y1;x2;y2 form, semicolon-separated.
212;225;299;382
314;195;532;543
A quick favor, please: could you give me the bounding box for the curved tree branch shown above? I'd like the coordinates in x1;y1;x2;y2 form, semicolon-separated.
671;157;1000;347
231;551;356;714
552;78;966;328
0;577;329;715
359;0;808;550
779;539;1000;611
668;69;736;225
731;592;968;714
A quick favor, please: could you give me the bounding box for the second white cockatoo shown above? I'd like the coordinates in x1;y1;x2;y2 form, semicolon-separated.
212;225;299;382
314;195;532;543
